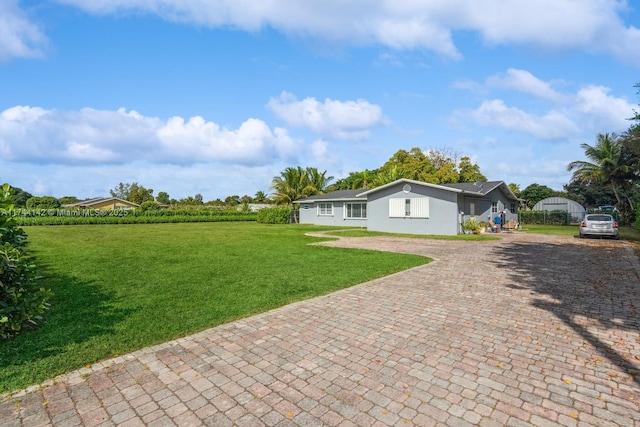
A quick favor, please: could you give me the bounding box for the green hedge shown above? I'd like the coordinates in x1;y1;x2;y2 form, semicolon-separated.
256;207;291;224
3;209;257;226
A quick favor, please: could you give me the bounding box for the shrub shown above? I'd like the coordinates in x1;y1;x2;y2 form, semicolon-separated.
4;208;257;225
0;184;51;339
461;217;480;234
256;207;291;224
25;196;61;210
138;201;160;212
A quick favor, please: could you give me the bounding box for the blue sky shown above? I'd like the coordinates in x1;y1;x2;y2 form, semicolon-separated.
1;0;639;201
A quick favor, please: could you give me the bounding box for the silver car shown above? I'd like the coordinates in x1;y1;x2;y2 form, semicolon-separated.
579;214;619;239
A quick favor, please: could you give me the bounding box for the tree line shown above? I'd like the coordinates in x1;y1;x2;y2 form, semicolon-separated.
270;82;640;224
7;183;273;210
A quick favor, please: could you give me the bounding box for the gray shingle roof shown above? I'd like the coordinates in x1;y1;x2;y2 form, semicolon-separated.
294;180;519;203
441;181;502;195
294;190;364;203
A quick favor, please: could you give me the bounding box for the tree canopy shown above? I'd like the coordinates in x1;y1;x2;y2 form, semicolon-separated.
110;182;154;205
25;196;61;210
8;187;32;207
520;184;555;209
567;133;637;213
271;167;333;206
366;147;486;187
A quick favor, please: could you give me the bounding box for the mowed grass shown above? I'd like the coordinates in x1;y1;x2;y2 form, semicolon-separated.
0;223;429;394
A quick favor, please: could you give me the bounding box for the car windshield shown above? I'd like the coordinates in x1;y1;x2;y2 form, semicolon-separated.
586;215;612;221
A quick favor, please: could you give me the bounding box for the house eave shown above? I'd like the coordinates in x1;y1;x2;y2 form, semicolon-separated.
356;178;462;197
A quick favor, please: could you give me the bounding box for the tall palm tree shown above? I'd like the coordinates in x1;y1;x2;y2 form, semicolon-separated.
270;167;334;222
567;133;633;210
253;190;269;203
305;167;334;195
270;166;308;207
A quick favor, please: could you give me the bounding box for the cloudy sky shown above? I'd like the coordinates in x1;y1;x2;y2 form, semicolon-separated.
1;0;639;201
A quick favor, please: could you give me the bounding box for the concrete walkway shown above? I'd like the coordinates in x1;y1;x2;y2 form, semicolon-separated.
1;232;639;426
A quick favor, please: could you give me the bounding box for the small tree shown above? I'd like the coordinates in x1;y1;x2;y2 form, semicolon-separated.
25;196;61;209
0;184;52;339
156;191;171;205
59;196;80;205
9;187;33;207
110;182;154;204
520;183;555;208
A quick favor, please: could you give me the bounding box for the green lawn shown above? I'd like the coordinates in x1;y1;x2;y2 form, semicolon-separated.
0;223;429;394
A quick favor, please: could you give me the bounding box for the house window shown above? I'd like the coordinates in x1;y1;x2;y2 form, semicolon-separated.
510;203;517;214
389;198;429;218
491;202;498;214
470;202;476;216
345;202;367;219
318;203;333;216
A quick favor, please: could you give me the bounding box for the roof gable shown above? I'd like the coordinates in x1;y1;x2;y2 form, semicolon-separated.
443;181;519;200
63;197;140;208
356;178;462;197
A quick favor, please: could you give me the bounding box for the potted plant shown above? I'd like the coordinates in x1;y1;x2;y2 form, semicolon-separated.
462;218;481;234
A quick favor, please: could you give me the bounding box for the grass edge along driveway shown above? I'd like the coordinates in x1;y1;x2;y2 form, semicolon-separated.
0;222;430;395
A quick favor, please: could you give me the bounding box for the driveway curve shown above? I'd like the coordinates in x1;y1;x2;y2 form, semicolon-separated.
1;232;639;426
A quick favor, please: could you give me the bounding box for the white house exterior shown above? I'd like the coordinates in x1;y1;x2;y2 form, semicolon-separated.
359;180;461;235
295;179;520;236
297;190;368;227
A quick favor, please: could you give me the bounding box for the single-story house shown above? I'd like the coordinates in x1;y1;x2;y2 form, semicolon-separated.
295;179;520;235
62;197;139;211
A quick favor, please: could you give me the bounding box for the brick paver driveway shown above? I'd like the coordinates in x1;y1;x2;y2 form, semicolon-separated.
1;232;639;426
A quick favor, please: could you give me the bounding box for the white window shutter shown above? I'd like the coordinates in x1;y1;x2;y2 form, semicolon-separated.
411;197;429;218
389;198;405;217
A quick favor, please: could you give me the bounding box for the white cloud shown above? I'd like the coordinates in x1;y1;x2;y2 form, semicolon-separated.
0;106;301;166
308;138;341;167
0;1;47;61
467;99;579;140
266;91;386;140
486;68;567;103
54;0;640;65
573;85;637;130
455;69;636;139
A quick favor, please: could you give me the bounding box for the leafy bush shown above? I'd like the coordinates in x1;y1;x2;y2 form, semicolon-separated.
256;207;291;224
25;196;61;209
461;217;480;234
138;200;160;212
0;184;51;339
4;208;257;225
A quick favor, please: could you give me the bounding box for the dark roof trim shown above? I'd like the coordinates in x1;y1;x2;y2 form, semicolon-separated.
294;189;364;203
443;181;520;201
356;178;462;197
